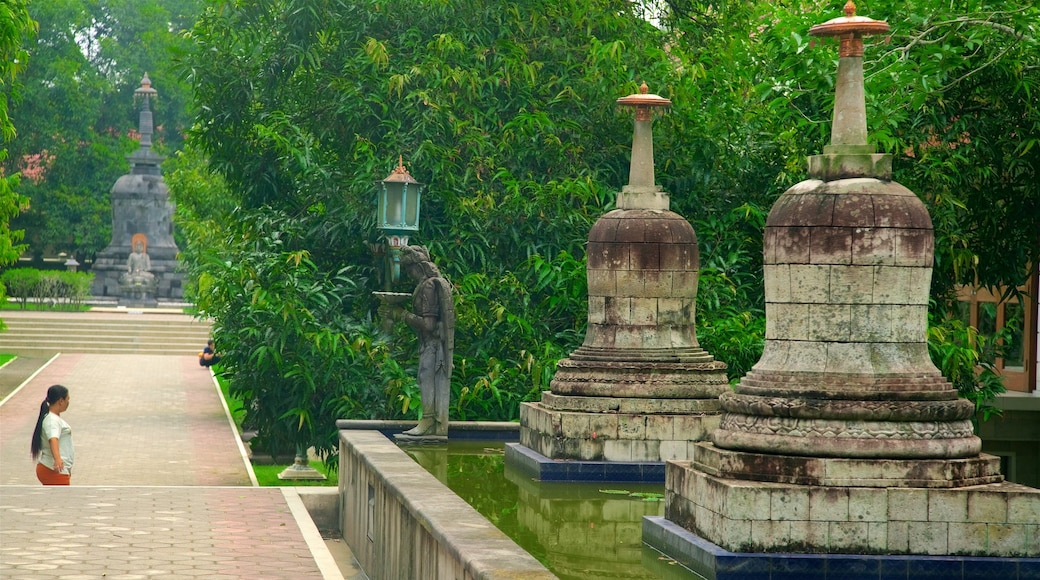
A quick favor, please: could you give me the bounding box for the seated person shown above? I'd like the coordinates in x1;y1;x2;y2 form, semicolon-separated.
199;340;221;367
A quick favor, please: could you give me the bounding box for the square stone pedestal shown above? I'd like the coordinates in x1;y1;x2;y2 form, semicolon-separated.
519;397;721;465
653;446;1039;560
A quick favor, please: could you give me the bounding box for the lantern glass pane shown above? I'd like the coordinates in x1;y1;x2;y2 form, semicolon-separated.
386;184;404;227
405;184;420;228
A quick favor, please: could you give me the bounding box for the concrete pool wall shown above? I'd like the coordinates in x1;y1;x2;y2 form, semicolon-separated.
338;428;556;579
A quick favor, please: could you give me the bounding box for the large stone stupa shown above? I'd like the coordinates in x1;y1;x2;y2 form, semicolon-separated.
515;83;729;472
647;2;1039;563
91;73;183;303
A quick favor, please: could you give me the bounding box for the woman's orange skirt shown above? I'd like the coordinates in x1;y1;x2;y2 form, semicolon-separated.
36;463;70;485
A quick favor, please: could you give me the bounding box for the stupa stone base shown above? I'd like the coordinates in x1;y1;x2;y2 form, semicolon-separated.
519;400;721;463
694;442;1003;488
663;451;1040;557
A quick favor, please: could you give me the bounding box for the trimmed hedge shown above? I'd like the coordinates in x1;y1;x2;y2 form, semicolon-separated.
1;268;94;310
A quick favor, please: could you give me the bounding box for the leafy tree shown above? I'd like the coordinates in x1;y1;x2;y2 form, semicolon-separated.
0;0;37;319
4;0;200;263
176;0;675;458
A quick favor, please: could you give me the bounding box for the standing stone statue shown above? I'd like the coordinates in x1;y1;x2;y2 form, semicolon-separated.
393;245;454;438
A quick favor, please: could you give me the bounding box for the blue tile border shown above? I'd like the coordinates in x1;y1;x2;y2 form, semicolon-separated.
642;516;1040;580
503;442;667;483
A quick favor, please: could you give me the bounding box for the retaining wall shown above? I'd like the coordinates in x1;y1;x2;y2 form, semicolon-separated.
338;429;556;579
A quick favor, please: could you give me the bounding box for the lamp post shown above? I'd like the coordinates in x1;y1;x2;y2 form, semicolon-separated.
374;156;423;332
376;155;423;288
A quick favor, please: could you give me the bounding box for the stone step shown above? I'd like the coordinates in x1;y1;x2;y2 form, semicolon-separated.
0;313;212;356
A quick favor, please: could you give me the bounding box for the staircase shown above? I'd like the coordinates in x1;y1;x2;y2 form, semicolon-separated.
0;310;213;356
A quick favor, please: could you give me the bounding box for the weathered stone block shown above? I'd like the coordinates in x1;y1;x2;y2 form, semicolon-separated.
591;242;630;270
766;303;809;340
829;265;875;303
824;342;873;374
615;270;644;297
968;489;1008;523
987;524;1024;557
772;226;812;264
1007;491;1040;524
587;413;619;440
763;265;792;303
851;227;896;265
603;296;631;325
832;194;874;227
908;267;932;305
603;440;632;461
720;517;752;551
640;270;673;295
587;269;616;296
618;416;646;440
771;487;810;521
809;488;849;522
786;341;828;373
630;440;659;462
873;195;915;228
907;521;948;555
867;521;888;552
808;304;852;341
929;489;968;522
613;327;643;349
894;228;934;267
787;264;830;302
630;242;660;270
751;519;791;551
645;415;675;441
849;488;888;522
630;297;658;324
887;521;909;552
947;522;988;555
671;270;698;298
656;297;683;325
873;265;914;304
659;440;688;461
727;484;771;521
780;519;808;550
809;226;853;264
560;413;591;440
659;243;696;271
829;521;869;551
588;296;606;324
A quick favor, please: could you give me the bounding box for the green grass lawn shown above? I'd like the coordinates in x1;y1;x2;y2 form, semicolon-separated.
0;354;14;367
252;462;338;487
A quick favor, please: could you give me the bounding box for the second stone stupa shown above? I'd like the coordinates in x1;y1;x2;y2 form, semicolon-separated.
514;84;728;473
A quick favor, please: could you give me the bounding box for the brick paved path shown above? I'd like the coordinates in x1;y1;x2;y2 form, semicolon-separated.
0;486;324;579
0;351;343;579
0;354;250;486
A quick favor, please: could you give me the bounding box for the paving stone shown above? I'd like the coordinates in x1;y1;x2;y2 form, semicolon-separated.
0;349;335;579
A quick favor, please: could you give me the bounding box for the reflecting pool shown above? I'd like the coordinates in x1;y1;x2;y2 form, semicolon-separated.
406;441;705;580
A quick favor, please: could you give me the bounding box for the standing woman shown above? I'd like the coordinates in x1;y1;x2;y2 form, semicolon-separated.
30;385;74;485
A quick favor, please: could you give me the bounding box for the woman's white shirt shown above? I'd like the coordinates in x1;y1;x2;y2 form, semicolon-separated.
39;413;74;474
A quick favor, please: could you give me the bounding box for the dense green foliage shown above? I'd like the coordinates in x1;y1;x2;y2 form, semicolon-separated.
172;0;1038;456
0;0;36;322
4;0;199;263
176;0;678;458
0;268;93;310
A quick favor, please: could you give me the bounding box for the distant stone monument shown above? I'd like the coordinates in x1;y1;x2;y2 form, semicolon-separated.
647;2;1039;565
515;83;728;468
91;73;183;303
